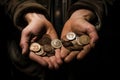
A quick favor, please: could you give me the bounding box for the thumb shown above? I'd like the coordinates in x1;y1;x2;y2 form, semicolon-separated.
21;42;29;55
20;30;31;55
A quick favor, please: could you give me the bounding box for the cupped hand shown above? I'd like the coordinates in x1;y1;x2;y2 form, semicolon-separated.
61;9;99;63
20;13;62;69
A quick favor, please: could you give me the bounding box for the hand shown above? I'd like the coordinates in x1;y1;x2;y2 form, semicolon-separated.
20;13;62;69
60;9;99;63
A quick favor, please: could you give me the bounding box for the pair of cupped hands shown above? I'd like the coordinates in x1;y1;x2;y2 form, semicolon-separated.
20;9;99;69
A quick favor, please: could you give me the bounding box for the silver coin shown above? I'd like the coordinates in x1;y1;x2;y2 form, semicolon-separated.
41;52;47;56
35;48;44;56
51;39;62;49
66;32;76;40
30;42;41;52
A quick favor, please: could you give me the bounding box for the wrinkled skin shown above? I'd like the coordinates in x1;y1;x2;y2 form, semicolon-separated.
20;9;99;69
20;13;62;69
60;9;99;63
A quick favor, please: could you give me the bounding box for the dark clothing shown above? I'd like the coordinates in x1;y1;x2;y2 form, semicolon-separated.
0;0;118;80
0;0;116;30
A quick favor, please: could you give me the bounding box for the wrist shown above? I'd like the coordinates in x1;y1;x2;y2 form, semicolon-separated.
25;13;46;23
70;9;95;21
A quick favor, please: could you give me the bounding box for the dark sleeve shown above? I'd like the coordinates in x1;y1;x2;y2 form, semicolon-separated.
1;0;49;30
68;0;116;30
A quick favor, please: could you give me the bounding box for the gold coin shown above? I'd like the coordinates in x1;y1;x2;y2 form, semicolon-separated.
51;39;62;49
76;34;90;45
30;42;41;52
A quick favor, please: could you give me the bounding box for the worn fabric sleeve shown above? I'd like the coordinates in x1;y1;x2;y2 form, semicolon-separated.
2;0;49;30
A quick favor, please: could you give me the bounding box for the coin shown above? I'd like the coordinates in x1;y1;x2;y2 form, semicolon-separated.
62;40;73;47
43;44;54;52
41;52;47;56
66;32;76;40
67;45;83;51
30;42;41;52
51;39;62;48
76;37;82;45
35;48;44;56
76;34;90;45
38;34;51;45
43;45;55;57
71;39;78;45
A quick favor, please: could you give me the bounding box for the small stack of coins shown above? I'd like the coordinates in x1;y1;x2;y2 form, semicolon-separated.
62;32;90;51
38;34;54;56
29;32;90;56
30;42;45;56
29;34;62;56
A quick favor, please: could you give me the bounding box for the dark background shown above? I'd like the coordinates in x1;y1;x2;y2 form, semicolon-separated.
0;1;120;79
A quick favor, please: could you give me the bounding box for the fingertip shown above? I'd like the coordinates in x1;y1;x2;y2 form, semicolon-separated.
22;45;29;55
60;47;69;59
76;47;90;60
64;57;71;63
89;32;99;44
22;49;25;55
55;49;63;65
76;54;83;60
60;52;66;59
90;42;95;48
29;53;48;67
56;56;63;65
41;61;48;67
64;51;78;63
56;57;63;66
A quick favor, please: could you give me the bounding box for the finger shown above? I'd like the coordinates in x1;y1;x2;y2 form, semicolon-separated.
21;42;29;55
55;49;63;65
42;57;54;69
45;22;63;64
86;23;99;47
50;56;59;69
29;52;48;67
89;31;99;48
60;47;70;59
77;44;91;60
48;33;63;67
31;36;38;42
20;29;31;55
61;21;72;39
64;51;79;63
46;22;58;39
